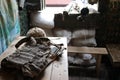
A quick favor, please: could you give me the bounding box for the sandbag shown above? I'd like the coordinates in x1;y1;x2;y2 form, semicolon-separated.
53;28;72;44
72;29;96;39
71;37;97;47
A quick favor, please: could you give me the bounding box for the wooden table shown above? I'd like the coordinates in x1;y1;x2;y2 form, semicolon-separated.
0;36;68;80
106;44;120;67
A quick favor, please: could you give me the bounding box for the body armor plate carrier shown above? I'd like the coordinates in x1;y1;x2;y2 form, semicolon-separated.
1;37;66;78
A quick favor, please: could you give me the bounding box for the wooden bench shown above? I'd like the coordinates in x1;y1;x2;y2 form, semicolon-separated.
106;44;120;67
68;46;108;76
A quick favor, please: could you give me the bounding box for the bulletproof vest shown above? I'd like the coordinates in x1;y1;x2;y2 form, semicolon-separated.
1;37;66;78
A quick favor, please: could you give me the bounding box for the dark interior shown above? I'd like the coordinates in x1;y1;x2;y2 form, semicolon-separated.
0;0;120;80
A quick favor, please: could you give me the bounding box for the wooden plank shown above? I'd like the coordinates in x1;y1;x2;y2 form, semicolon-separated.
50;37;68;80
39;64;52;80
106;44;120;66
96;55;102;76
68;46;108;55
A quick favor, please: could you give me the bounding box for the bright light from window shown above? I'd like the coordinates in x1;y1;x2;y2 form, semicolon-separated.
46;0;71;6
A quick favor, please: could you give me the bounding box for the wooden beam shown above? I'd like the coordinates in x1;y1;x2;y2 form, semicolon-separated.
68;46;108;55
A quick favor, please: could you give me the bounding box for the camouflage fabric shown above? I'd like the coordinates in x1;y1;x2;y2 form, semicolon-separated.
1;37;65;78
